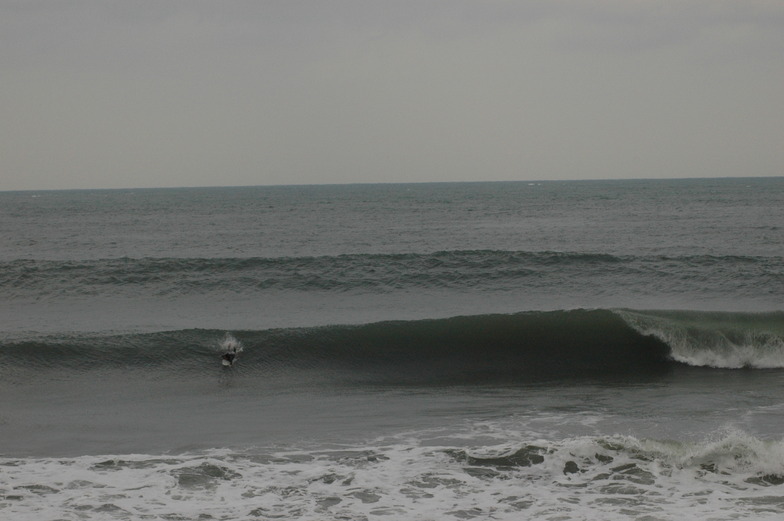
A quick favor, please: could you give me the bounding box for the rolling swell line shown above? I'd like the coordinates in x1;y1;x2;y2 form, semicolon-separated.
3;310;782;380
1;310;671;383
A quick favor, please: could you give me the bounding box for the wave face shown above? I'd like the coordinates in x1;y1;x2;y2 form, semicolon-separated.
4;309;783;385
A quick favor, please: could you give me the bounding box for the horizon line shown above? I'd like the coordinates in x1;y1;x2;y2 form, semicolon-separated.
2;174;782;194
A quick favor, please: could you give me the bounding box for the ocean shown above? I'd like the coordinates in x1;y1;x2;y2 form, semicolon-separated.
1;177;783;520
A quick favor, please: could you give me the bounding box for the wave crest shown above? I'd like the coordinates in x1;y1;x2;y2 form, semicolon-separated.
618;310;784;368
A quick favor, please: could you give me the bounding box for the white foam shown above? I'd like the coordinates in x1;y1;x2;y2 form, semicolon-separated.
3;429;784;520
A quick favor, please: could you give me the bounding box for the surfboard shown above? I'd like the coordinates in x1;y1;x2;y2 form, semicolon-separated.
221;352;237;367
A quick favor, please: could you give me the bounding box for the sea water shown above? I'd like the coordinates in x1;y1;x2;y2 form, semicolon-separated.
1;178;783;520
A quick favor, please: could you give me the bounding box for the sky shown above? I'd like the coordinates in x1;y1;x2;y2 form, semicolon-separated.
1;1;783;191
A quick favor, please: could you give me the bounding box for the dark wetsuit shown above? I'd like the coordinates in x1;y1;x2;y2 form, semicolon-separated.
222;351;236;365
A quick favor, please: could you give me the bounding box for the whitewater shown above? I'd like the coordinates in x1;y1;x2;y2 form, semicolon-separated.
1;178;783;520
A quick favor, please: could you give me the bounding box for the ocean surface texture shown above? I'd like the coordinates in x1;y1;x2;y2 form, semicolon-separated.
1;178;783;520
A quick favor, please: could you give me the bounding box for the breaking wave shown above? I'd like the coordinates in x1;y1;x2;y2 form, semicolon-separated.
619;309;784;369
3;309;783;382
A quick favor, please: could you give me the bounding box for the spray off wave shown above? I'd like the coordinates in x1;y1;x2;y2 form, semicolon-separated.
218;332;243;354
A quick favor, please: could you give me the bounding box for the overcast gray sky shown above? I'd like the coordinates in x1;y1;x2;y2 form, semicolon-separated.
2;0;782;190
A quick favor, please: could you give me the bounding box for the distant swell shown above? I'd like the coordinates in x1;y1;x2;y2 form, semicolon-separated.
1;250;781;299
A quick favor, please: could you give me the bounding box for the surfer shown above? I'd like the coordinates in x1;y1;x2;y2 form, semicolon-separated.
221;346;238;367
220;333;243;367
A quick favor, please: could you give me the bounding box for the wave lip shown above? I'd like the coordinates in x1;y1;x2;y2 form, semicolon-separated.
617;309;784;369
